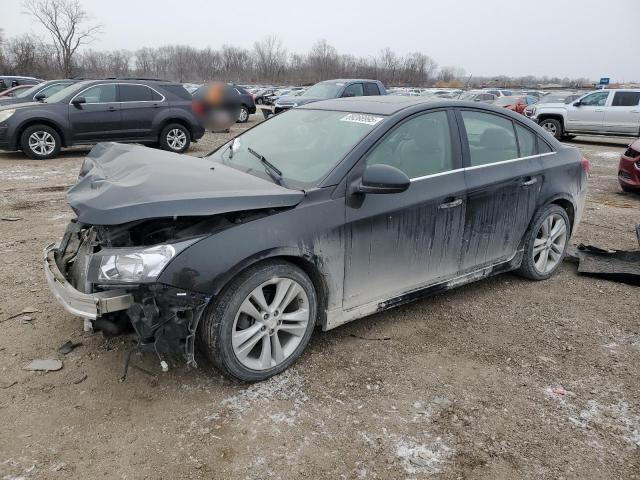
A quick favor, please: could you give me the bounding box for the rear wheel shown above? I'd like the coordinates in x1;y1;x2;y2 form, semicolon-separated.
256;98;263;105
199;260;317;382
237;105;249;123
20;124;61;159
539;118;563;139
159;123;190;153
518;204;570;280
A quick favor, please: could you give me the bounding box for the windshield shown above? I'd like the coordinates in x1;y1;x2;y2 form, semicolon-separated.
302;82;342;99
45;82;87;103
208;109;383;188
14;84;41;98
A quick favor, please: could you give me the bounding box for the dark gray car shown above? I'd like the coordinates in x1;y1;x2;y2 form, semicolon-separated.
273;79;386;114
0;79;78;106
44;96;587;382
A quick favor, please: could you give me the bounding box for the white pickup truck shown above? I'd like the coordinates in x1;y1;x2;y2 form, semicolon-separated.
529;89;640;139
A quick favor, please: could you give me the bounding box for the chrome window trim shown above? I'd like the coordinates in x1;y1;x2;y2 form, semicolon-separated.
69;82;165;105
409;151;556;183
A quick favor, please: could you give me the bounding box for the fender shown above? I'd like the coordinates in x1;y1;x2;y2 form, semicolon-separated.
11;111;70;148
151;108;197;135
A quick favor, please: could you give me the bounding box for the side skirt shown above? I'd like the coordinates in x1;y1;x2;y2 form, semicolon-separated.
324;251;523;331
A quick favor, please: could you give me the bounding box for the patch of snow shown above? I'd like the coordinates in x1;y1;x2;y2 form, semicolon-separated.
394;436;451;475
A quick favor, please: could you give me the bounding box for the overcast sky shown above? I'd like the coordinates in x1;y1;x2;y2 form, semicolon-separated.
3;0;639;81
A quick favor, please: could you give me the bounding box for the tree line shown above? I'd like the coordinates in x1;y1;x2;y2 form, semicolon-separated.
0;0;592;88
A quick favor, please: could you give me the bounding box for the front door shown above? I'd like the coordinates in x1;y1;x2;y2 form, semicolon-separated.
118;84;165;139
566;91;610;133
344;110;466;309
457;109;544;271
603;91;640;135
69;83;122;142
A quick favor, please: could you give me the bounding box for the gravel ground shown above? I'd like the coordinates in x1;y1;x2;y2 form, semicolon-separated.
0;114;638;479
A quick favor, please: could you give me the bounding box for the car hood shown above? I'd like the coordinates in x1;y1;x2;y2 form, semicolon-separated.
67;143;305;225
0;97;30;105
277;96;323;106
0;101;41;111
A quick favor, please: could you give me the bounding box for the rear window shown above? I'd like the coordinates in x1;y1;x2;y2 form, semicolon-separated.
612;92;640;107
119;84;159;102
461;110;519;166
160;84;192;100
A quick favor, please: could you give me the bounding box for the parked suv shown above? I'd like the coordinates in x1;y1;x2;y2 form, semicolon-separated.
273;79;386;114
44;97;587;381
530;89;640;139
0;79;78;106
0;79;205;159
0;76;41;92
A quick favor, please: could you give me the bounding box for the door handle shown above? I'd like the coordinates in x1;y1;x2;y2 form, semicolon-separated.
438;198;462;209
521;177;538;186
594;109;604;112
107;106;118;111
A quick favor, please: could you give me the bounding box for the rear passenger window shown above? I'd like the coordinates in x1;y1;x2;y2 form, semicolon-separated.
120;84;155;102
364;83;380;96
343;83;364;97
461;110;518;166
515;124;536;157
366;111;452;179
612;92;640;107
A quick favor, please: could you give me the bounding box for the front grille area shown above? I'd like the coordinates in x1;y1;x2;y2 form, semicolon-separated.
619;170;632;180
624;147;640;159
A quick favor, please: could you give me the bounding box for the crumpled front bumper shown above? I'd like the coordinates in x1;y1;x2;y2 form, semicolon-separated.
44;242;133;320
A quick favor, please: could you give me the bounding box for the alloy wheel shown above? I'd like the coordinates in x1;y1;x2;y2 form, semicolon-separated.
166;128;187;150
238;108;248;122
28;131;56;156
232;277;310;371
541;121;557;135
532;213;567;274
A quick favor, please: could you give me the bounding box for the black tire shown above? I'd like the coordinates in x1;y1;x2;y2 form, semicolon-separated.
159;123;190;153
256;98;263;105
198;260;317;382
237;105;249;123
621;184;637;193
20;124;61;159
517;204;571;281
539;118;563;139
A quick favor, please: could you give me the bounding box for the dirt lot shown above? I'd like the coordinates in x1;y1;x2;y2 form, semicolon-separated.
0;114;638;480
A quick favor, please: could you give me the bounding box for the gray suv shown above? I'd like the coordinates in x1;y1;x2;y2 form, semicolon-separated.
273;79;386;114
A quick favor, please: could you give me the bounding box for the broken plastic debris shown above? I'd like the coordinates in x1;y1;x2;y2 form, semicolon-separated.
551;386;566;396
23;359;63;371
58;340;82;355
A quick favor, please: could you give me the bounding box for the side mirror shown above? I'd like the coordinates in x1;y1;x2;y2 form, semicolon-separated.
356;164;410;195
34;93;46;101
71;96;86;106
573;101;581;107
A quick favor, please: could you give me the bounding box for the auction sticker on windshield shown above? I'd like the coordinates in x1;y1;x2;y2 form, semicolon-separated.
340;113;384;126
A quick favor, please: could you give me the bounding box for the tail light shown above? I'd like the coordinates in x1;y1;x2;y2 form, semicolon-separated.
580;156;590;174
191;100;205;116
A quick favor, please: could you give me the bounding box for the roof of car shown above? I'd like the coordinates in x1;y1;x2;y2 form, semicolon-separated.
299;96;443;115
320;79;381;84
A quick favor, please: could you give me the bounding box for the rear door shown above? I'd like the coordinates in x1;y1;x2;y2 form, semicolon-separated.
69;83;122;142
118;83;165;139
344;110;466;309
457;109;544;271
603;91;640;135
565;91;610;133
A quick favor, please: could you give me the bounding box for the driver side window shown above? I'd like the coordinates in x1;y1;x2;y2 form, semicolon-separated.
342;83;364;97
580;92;609;107
366;111;453;179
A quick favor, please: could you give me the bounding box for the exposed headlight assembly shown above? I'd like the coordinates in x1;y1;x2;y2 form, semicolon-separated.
0;109;16;123
88;239;198;284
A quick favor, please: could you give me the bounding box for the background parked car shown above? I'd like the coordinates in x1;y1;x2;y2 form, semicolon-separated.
456;91;497;103
0;79;78;106
193;84;256;123
618;138;640;192
273;79;386;114
482;88;513;97
0;85;32;98
493;95;538;114
524;91;585;117
0;79;204;159
530;89;640;139
254;87;278;105
0;76;41;92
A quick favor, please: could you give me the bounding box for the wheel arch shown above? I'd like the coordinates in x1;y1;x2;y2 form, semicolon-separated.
209;249;330;329
537;113;565;127
16;119;67;148
158;117;194;140
518;194;576;253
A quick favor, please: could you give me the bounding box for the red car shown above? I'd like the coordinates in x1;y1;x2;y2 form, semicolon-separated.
0;85;31;98
618;138;640;192
494;95;537;115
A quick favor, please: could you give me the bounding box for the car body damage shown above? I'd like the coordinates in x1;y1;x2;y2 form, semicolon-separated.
44;97;588;381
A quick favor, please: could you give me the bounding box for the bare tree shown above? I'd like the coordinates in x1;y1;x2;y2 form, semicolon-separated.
253;36;287;83
22;0;101;77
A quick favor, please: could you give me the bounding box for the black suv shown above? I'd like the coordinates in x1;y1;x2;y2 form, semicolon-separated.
0;79;205;159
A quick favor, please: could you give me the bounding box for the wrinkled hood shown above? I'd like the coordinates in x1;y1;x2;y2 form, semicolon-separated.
67;143;305;225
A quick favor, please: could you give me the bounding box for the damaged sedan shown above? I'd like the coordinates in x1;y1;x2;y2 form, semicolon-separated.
44;96;588;381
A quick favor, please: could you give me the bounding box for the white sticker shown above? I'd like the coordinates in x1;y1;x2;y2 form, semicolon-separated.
340;113;384;126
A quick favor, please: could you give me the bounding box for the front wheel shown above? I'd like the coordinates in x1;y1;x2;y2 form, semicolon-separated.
237;105;249;123
518;204;570;280
20;124;61;159
199;260;317;382
539;118;563;139
159;123;190;153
